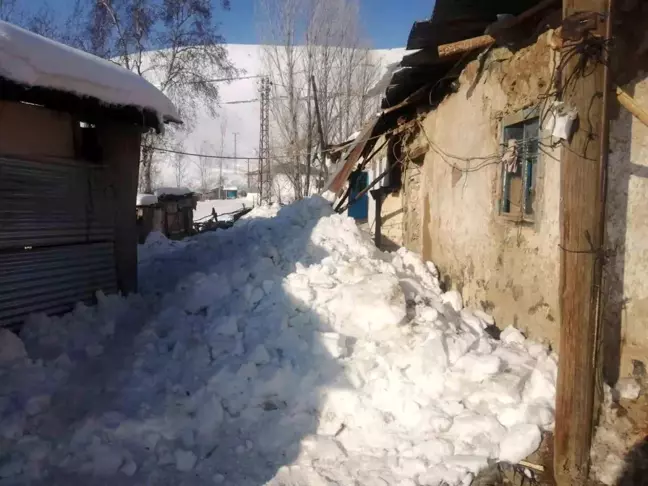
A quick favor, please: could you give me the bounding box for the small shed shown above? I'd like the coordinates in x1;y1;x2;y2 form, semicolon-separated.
153;188;196;240
224;187;238;199
0;21;180;327
136;194;163;244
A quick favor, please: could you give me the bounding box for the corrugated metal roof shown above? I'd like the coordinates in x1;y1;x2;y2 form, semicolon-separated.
408;0;546;50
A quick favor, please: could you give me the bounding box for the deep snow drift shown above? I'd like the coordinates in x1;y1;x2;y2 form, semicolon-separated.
0;197;556;485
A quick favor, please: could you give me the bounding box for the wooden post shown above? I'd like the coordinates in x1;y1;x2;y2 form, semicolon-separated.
554;1;612;484
371;188;384;249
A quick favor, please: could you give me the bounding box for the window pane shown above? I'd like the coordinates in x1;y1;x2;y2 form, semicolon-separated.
501;116;540;219
504;125;524;142
502;171;511;213
524;159;535;215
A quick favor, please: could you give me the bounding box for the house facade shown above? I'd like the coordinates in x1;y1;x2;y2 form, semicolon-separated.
364;1;648;382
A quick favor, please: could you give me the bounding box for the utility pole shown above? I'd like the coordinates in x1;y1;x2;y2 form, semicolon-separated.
258;76;271;203
311;76;326;190
247;158;251;190
233;132;239;183
554;2;612;485
305;54;313;197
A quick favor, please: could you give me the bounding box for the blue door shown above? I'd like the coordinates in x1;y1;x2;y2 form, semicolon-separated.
348;171;369;220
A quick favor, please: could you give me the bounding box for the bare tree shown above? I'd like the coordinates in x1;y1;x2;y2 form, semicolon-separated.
0;0;62;37
195;142;215;194
257;0;380;202
218;115;228;188
64;0;236;192
171;152;188;187
0;0;25;22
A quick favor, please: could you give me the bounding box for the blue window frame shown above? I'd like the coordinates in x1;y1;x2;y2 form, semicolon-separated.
501;117;539;220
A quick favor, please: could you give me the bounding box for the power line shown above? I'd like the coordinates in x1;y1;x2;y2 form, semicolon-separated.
145;146;257;160
191;74;265;83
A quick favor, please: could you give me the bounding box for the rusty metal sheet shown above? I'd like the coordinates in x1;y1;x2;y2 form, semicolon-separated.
325;116;380;194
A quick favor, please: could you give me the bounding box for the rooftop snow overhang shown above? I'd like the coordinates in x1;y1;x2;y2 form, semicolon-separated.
0;21;181;132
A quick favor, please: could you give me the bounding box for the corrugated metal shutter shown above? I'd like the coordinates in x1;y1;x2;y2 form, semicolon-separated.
0;157;117;327
0;243;117;325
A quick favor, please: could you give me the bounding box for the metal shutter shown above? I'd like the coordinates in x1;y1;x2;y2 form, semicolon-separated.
0;157;117;327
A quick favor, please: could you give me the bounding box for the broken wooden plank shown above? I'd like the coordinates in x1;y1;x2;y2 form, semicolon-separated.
617;85;648;128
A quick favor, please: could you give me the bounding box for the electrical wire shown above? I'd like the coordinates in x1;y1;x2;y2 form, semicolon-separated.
144;115;418;161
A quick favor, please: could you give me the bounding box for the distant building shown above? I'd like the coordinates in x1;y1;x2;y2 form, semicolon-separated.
203;186;238;200
136;188;196;242
224;187;238;199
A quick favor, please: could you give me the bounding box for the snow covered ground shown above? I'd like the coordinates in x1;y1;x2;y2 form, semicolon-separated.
0;197;557;485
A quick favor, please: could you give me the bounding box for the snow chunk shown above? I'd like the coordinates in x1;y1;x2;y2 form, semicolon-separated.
174;450;197;472
616;377;641;400
25;395;51;417
501;326;526;345
442;290;463;312
0;21;179;123
326;274;406;335
0;329;27;363
91;446;123;476
121;459;137;476
499;424;542;463
137;193;158;206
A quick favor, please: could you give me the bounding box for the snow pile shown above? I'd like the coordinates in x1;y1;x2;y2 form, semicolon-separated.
590;383;647;485
0;21;179;124
138;231;187;263
0;196;556;485
137;194;159;206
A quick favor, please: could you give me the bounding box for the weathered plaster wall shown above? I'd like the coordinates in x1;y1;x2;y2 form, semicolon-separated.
604;78;648;378
410;32;562;348
402;23;648;377
600;0;648;380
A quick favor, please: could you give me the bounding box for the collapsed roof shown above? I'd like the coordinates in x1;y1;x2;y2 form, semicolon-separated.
326;0;561;194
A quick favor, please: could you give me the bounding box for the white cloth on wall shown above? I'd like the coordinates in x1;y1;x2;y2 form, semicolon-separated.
502;139;519;174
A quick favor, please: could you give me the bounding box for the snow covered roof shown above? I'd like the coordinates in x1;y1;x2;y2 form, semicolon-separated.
0;21;181;127
154;187;193;197
136;194;159;207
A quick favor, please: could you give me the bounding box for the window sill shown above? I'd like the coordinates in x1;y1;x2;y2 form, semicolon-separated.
498;212;535;225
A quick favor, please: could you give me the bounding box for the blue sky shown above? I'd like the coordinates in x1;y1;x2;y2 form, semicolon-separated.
32;0;433;49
